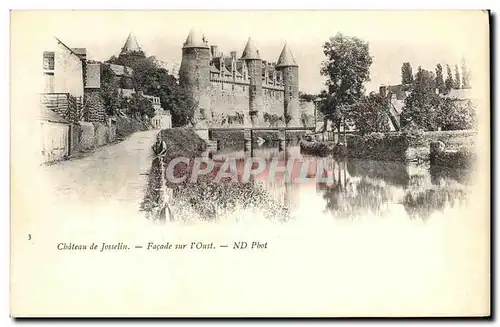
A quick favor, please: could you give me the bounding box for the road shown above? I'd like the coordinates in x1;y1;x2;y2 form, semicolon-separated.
40;129;159;224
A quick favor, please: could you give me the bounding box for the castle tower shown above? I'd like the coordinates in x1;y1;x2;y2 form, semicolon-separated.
276;43;301;127
179;29;211;126
120;32;142;56
240;37;263;127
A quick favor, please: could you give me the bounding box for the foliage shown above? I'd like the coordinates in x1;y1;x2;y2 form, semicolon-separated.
437;98;476;130
226;112;245;125
100;63;121;116
445;64;454;94
142;128;290;221
120;93;156;118
104;53;197;127
347;92;391;135
263;112;284;127
319;33;373;122
115;115;152;140
400;66;440;131
401;62;414;85
347;131;427;162
453;64;461;89
299;92;317;102
461;57;471;89
435;64;445;95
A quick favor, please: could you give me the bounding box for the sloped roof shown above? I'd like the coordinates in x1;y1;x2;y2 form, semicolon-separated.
240;37;260;60
212;57;233;76
109;64;134;77
236;60;245;71
441;88;474;100
223;57;233;68
276;43;298;67
39;105;70;124
121;33;141;54
183;29;209;49
210;65;220;73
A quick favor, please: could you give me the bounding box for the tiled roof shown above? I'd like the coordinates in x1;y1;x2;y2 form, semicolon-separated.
109;64;134;77
442;88;474;100
276;43;298;67
240;37;260;60
183;29;209;49
121;33;141;54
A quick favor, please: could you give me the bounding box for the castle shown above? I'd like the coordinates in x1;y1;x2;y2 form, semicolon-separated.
178;29;301;127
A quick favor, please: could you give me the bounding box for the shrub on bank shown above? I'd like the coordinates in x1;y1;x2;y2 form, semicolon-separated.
347;130;428;162
116;116;152;140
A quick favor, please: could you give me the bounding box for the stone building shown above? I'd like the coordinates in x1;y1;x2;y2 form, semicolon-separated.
179;29;301;127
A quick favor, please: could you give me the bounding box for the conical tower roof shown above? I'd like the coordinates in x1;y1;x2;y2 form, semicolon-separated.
240;37;260;60
121;33;141;54
183;29;209;49
276;42;298;68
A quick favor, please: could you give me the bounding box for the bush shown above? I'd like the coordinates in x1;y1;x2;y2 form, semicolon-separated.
347;131;428;162
437;98;476;130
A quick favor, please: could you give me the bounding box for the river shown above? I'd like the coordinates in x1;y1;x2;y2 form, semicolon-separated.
207;140;472;222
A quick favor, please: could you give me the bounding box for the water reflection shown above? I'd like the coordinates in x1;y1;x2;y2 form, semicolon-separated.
210;141;472;221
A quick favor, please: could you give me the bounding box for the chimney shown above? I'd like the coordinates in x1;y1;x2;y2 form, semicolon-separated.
230;51;236;59
379;86;387;96
210;45;218;58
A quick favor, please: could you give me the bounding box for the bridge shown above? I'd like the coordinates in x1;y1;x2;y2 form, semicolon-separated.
196;126;316;153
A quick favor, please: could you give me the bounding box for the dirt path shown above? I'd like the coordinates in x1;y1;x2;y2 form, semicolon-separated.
40;130;159;222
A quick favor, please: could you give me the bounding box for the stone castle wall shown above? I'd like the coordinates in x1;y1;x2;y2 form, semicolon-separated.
209;81;250;115
207;81;286;118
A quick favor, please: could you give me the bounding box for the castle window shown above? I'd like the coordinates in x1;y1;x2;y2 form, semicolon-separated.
232;84;235;91
243;86;246;92
288;67;292;72
288;85;292;91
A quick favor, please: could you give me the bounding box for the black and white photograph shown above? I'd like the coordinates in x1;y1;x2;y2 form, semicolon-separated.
10;10;490;317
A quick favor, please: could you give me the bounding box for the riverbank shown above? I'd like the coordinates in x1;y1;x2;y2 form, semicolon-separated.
300;130;476;168
141;128;290;222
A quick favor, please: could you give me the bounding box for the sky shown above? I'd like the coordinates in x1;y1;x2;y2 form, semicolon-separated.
20;10;488;94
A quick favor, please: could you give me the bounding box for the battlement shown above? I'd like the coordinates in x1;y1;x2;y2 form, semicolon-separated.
179;29;300;127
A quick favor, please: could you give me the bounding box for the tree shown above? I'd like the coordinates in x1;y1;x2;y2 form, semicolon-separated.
401;62;414;85
461;57;471;89
299;93;317;102
100;63;121;116
400;66;440;131
348;92;391;135
437;98;476;130
319;33;373;132
104;53;196;127
453;64;461;89
122;93;155;118
435;63;445;94
445;64;454;93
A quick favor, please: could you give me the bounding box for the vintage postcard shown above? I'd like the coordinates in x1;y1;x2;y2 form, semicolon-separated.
10;10;490;317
